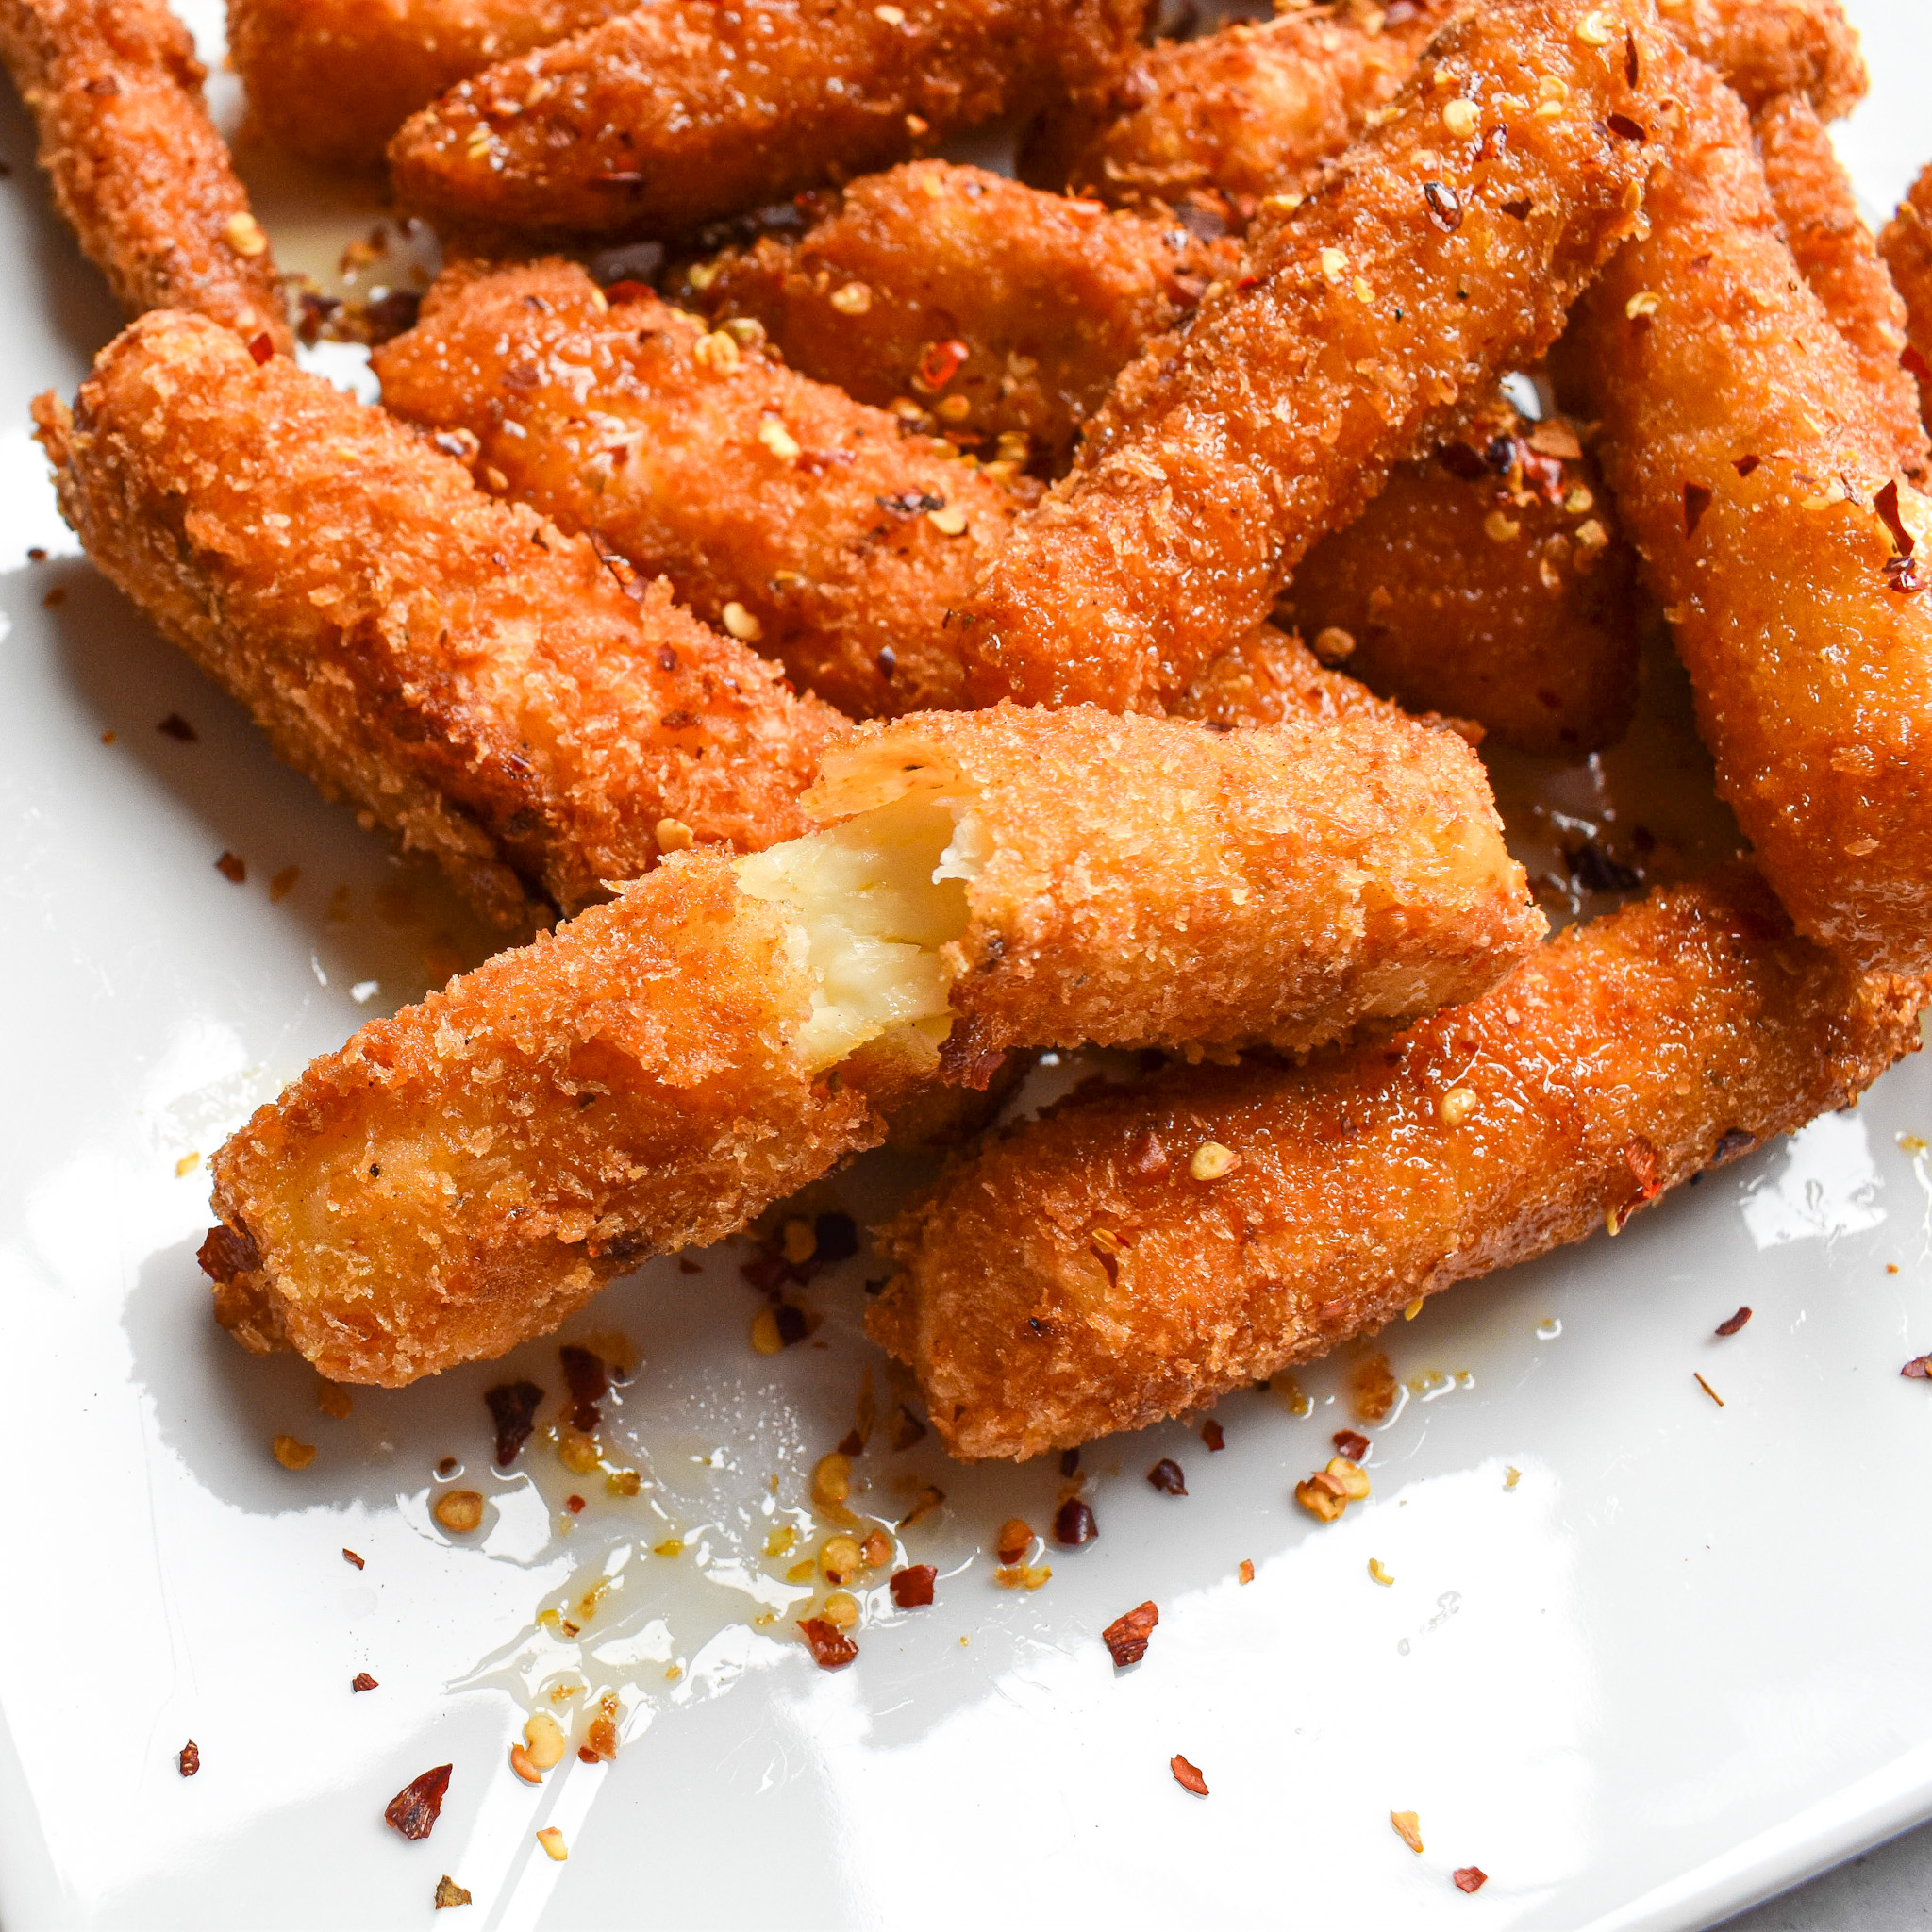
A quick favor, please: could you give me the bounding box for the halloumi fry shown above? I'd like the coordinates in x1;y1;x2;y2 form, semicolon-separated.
671;158;1239;463
0;0;290;350
36;309;843;931
872;868;1927;1459
374;258;1031;718
1560;59;1932;973
1755;92;1927;480
1282;399;1640;755
228;0;632;171
387;0;1145;242
1877;163;1932;441
1029;0;1863;213
203;700;1540;1384
957;0;1673;711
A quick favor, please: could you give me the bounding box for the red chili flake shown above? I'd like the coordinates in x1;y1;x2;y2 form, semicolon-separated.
484;1379;543;1468
1624;1134;1660;1201
352;1673;378;1692
1902;1355;1932;1379
1132;1129;1170;1175
798;1618;858;1669
1683;482;1712;537
889;1564;936;1607
914;339;970;391
343;1547;365;1569
157;712;198;741
1886;554;1926;594
247;331;275;366
436;1457;458;1477
214;852;246;884
1421;179;1463;233
1875;479;1916;558
1053;1497;1098;1545
1499;196;1533;221
602;279;652;304
573;1745;597;1763
1734;454;1761;477
1715;1307;1753;1337
384;1764;452;1840
1332;1429;1370;1461
83;75;119;96
774;1303;809;1345
875;487;946;519
1624;25;1639;82
1476;124;1507;163
890;1405;926;1450
1903;343;1931;383
1147;1457;1187;1495
1454;1866;1489;1894
1201;1420;1225;1452
1059;1446;1081;1477
178;1740;200;1777
558;1344;608;1431
1607;112;1646;142
565;1493;585;1513
1102;1600;1158;1667
1171;1753;1208;1796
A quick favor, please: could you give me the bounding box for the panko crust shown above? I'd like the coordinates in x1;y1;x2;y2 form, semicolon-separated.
1878;163;1932;441
38;310;844;929
675;158;1241;462
1659;0;1865;118
810;703;1543;1057
874;869;1928;1459
1283;401;1641;755
228;0;632;171
1170;624;1425;733
1560;60;1932;973
1755;92;1927;480
956;0;1674;710
375;258;1030;718
204;851;884;1386
0;0;290;350
388;0;1147;242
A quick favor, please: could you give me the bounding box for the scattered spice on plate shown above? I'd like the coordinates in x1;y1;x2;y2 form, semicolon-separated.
558;1344;608;1430
1715;1307;1752;1337
1103;1601;1158;1667
994;1517;1033;1563
535;1827;568;1861
1147;1457;1187;1495
177;1740;199;1777
1059;1447;1081;1477
1693;1372;1724;1407
1053;1497;1097;1546
798;1617;858;1669
156;712;197;741
890;1565;937;1607
485;1380;544;1466
343;1548;365;1569
1171;1753;1208;1796
434;1489;485;1533
214;851;246;884
1391;1810;1424;1854
352;1673;378;1692
1295;1457;1370;1523
1202;1420;1225;1452
433;1875;472;1908
1902;1355;1932;1380
385;1765;452;1840
1332;1428;1370;1460
273;1435;314;1470
1368;1557;1394;1586
1238;1559;1255;1585
1353;1354;1399;1421
1454;1866;1489;1893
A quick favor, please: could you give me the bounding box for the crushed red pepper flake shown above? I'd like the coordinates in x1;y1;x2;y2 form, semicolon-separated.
914;338;969;390
1170;1753;1208;1796
433;1874;473;1909
889;1564;936;1607
1607;111;1646;142
1059;1446;1081;1478
1683;482;1712;537
1147;1457;1188;1495
214;851;246;884
1902;1355;1932;1380
156;711;197;741
565;1493;586;1513
890;1405;926;1450
1053;1497;1098;1546
1421;179;1462;233
1904;343;1932;384
247;331;275;366
1103;1600;1158;1667
177;1740;200;1777
558;1345;608;1431
1238;1558;1255;1585
1715;1307;1753;1337
352;1672;379;1691
1332;1429;1370;1461
385;1764;453;1840
798;1617;858;1669
1454;1866;1489;1893
485;1379;543;1467
1499;195;1533;220
343;1547;366;1569
1875;480;1916;558
1201;1421;1225;1452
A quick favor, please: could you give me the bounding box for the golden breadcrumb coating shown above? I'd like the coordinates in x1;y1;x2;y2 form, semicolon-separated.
874;868;1928;1459
956;0;1674;710
1560;60;1932;974
388;0;1145;242
1021;0;1457;210
1169;624;1429;732
674;159;1240;463
1284;400;1640;755
228;0;631;170
202;850;886;1386
1755;92;1927;480
0;0;290;350
805;704;1543;1058
1878;163;1932;441
1028;0;1862;214
37;310;843;931
374;257;1031;718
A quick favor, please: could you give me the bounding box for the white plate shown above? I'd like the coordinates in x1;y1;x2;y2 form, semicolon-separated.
4;7;1931;1927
